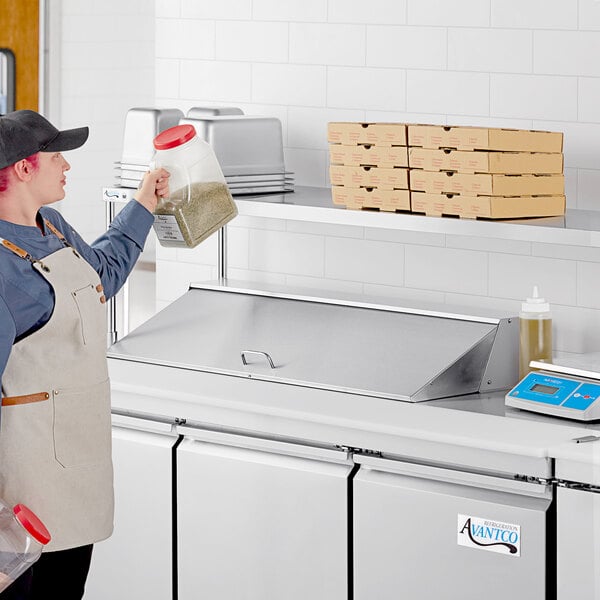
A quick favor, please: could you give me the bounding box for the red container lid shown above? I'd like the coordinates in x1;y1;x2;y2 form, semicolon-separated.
153;124;196;150
13;504;51;545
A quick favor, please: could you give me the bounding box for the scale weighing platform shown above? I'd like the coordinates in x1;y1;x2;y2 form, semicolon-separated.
506;356;600;421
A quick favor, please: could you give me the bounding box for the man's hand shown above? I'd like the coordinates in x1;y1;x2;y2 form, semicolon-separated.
134;168;170;213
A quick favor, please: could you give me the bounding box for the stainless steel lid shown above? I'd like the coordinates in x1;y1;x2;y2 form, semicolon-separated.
107;284;518;402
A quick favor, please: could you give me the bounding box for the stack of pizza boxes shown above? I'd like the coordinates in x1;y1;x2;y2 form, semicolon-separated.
327;122;410;212
407;124;565;219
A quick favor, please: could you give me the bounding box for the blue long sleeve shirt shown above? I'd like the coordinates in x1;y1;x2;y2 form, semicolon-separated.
0;200;154;396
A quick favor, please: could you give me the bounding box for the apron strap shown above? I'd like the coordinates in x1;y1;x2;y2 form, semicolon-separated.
43;219;68;244
0;237;51;272
1;392;50;406
44;218;81;258
0;218;72;269
0;237;32;260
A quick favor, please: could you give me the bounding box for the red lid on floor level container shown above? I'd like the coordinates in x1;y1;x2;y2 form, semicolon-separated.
153;124;196;150
13;504;51;545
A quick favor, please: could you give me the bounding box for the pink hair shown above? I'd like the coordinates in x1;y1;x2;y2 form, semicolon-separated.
0;153;40;193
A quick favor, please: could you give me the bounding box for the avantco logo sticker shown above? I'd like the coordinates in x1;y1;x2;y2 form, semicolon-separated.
457;514;520;557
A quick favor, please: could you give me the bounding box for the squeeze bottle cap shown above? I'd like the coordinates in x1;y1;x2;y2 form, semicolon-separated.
521;285;550;313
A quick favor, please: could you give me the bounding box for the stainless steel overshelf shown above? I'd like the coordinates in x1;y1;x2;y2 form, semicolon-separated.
236;186;600;247
106;283;518;403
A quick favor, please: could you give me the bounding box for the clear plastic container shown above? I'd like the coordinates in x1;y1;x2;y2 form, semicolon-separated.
151;123;238;248
0;501;51;592
519;285;553;378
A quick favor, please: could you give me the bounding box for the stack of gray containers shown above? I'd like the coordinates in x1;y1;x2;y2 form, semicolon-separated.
115;106;294;196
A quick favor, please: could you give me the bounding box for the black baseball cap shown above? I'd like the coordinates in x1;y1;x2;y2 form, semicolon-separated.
0;110;89;170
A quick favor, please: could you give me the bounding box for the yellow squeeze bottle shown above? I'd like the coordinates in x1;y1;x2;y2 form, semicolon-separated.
519;286;552;379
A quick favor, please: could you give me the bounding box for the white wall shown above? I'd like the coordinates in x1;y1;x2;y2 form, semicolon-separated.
153;0;600;205
55;0;600;355
54;0;155;241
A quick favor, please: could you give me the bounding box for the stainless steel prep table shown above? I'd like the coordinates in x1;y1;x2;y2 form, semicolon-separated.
85;282;598;600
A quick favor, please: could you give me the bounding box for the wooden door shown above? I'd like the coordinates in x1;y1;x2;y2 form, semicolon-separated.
0;0;39;111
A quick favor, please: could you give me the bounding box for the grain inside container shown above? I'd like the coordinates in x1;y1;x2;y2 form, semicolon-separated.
151;124;237;248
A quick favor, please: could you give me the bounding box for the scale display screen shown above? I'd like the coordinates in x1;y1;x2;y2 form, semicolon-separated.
506;370;600;421
530;383;560;395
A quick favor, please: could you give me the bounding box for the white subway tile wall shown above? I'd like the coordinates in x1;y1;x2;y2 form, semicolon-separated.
406;70;489;115
248;229;325;277
490;74;578;121
156;19;215;59
578;170;600;210
284;148;329;187
325;237;405;286
54;0;600;354
366;26;447;70
409;0;490;27
488;254;577;305
216;21;288;62
579;77;600;122
447;28;532;74
290;23;366;66
181;0;252;20
534;31;600;77
490;0;577;30
557;121;600;170
57;3;155;241
405;245;488;296
180;60;253;102
328;0;407;25
252;0;327;23
253;63;327;106
577;262;600;309
328;66;407;111
580;0;600;31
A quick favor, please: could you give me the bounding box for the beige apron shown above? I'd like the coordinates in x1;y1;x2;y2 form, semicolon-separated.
0;220;113;552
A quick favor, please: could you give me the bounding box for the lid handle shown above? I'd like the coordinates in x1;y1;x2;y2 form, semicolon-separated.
241;350;276;369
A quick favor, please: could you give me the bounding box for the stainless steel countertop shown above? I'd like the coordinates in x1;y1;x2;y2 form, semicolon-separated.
429;390;600;432
108;355;598;480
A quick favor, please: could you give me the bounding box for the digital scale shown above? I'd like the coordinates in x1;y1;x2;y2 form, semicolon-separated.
506;355;600;421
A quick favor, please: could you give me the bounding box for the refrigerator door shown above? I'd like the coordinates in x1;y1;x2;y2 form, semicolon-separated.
176;427;353;600
85;415;179;600
353;456;552;600
557;486;600;600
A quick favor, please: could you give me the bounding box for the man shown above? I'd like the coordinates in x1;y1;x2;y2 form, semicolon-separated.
0;110;168;599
